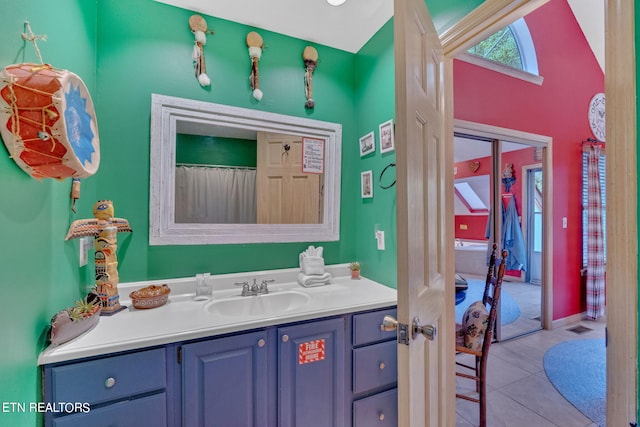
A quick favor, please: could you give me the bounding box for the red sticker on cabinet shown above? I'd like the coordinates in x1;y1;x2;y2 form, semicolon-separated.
298;339;325;364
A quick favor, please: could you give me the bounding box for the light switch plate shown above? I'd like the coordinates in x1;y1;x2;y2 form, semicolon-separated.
376;230;385;250
79;237;92;267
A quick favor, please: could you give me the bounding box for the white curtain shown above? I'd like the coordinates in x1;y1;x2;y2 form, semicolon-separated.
175;166;256;224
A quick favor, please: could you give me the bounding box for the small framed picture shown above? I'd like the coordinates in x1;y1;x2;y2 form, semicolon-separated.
359;131;375;157
379;119;395;154
361;170;373;198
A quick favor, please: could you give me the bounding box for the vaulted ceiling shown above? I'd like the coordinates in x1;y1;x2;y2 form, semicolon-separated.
155;0;603;71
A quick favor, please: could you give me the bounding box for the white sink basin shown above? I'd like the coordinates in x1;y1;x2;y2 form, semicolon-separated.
204;291;312;317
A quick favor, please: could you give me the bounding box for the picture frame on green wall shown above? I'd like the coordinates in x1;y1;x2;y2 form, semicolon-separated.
359;131;375;157
361;170;373;198
379;119;395;154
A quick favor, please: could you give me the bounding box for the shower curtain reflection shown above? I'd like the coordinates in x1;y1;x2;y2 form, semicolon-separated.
175;165;257;224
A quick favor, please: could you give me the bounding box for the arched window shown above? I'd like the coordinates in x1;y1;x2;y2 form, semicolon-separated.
460;18;542;84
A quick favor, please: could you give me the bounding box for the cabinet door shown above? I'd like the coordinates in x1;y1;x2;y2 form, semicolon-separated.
52;393;167;427
278;317;345;427
182;330;269;427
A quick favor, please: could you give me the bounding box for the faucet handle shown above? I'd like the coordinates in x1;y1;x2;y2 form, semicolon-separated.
234;281;250;296
259;279;274;294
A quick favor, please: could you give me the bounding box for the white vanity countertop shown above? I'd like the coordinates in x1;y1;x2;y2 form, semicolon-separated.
38;264;397;365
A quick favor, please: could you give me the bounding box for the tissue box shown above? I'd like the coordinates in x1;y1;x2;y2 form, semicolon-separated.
301;256;325;275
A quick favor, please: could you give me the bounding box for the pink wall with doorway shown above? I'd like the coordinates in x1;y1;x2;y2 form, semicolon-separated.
453;0;604;320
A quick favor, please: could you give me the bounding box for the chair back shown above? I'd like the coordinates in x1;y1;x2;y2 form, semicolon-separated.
481;244;508;355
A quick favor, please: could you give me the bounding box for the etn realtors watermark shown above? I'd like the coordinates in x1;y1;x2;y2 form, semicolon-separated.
2;402;90;413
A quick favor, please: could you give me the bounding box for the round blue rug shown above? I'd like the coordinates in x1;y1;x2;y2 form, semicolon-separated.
543;338;606;426
455;279;520;325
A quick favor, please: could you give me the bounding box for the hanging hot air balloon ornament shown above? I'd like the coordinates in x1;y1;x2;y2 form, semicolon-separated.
246;31;264;101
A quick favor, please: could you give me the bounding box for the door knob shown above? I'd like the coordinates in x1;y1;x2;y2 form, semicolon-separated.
380;315;398;331
413;318;436;341
381;315;435;344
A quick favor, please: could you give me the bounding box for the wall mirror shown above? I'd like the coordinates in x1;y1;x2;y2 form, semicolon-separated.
150;94;342;245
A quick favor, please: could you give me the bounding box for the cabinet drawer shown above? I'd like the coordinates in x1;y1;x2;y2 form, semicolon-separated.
48;348;166;406
353;340;397;394
353;388;398;427
352;307;397;346
52;392;167;427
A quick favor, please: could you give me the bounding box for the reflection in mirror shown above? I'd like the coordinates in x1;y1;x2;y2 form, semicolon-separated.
174;129;323;225
150;94;341;245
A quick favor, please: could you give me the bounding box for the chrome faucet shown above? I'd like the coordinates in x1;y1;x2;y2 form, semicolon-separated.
235;279;274;296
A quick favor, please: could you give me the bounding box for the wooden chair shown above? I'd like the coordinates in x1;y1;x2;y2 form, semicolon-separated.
455;243;508;427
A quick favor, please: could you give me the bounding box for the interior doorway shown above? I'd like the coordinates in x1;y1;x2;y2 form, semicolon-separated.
452;122;551;340
440;0;635;424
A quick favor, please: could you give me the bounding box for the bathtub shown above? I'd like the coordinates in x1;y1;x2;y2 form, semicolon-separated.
455;239;488;276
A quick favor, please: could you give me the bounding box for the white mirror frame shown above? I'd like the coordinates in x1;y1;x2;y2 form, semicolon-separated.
149;94;342;245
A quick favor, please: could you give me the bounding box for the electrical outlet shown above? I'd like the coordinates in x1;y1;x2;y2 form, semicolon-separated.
562;217;568;229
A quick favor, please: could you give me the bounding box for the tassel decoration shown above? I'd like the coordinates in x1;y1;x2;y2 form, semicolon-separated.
189;15;213;87
303;46;319;109
70;178;81;213
246;32;264;101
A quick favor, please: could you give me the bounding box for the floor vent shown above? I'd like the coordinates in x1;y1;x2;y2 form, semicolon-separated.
567;325;593;334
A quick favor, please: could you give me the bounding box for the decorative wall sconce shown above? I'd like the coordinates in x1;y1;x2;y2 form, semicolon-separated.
189;15;214;87
303;46;319;109
246;31;264;101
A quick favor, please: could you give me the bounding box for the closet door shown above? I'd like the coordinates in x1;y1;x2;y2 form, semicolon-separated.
495;139;543;340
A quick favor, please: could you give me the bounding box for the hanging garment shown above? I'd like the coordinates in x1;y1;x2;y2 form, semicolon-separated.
502;196;527;271
484;196;527;271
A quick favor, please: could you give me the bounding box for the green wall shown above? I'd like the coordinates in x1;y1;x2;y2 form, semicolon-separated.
352;0;482;288
95;0;359;280
0;1;483;425
353;20;398;287
176;134;257;167
0;2;98;426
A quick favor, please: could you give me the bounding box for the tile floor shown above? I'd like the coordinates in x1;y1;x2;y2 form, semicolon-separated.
456;316;606;426
499;280;543;339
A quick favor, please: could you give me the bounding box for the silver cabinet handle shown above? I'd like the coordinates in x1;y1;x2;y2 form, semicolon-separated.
282;334;289;343
104;377;116;388
379;362;385;370
258;338;265;347
379;412;385;421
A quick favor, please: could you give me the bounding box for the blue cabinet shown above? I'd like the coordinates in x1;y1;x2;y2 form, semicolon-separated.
278;317;346;427
182;330;272;427
42;306;395;427
181;317;346;427
351;307;398;427
43;347;171;427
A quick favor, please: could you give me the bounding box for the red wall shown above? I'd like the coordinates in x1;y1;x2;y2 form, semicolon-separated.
453;0;604;320
455;147;536;241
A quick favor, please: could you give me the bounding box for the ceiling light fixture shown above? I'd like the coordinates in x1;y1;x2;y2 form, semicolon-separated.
326;0;347;6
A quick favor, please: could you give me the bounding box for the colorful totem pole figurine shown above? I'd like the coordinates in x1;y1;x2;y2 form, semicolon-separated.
65;200;133;315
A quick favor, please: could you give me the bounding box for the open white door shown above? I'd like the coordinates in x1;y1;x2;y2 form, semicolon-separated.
392;0;454;425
